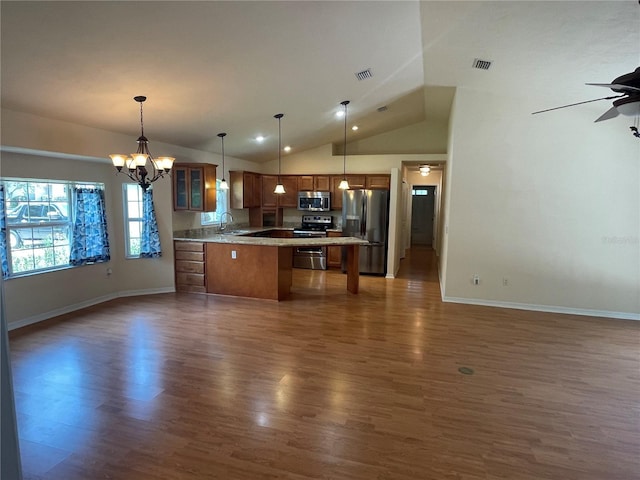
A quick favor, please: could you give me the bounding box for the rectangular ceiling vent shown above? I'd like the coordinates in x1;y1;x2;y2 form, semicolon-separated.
472;58;492;70
355;69;373;81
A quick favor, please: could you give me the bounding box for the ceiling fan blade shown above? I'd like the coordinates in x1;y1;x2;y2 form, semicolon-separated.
594;106;619;123
531;95;624;115
586;83;640;93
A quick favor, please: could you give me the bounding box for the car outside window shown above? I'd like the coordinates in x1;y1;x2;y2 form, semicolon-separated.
1;178;102;277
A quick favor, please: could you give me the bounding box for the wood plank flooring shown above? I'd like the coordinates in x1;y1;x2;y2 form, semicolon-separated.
8;247;640;479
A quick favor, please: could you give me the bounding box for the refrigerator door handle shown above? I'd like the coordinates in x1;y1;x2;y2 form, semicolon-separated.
361;194;367;237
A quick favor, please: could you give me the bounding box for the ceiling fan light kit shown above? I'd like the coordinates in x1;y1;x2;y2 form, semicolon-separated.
532;66;640;138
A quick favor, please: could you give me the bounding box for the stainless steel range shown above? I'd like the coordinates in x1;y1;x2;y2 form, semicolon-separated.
292;215;333;270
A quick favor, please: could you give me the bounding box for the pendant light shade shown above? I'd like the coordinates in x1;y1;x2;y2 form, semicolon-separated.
339;100;350;190
274;113;285;194
217;132;229;190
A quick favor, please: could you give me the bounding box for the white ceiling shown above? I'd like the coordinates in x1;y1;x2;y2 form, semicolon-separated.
1;1;638;163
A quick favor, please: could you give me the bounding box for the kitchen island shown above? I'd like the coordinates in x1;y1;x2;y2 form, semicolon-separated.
173;230;368;300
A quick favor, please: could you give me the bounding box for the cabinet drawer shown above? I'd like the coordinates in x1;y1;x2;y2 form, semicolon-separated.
176;272;205;286
175;260;205;274
175;241;204;252
175;250;204;262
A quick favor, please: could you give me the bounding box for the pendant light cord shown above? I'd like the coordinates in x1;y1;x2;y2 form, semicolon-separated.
274;113;284;180
217;132;227;181
341;100;350;178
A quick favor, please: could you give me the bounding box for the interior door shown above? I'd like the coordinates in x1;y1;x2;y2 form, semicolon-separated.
411;186;436;246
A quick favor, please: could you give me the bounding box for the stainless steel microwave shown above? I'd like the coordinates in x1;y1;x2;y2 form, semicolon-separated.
297;191;331;211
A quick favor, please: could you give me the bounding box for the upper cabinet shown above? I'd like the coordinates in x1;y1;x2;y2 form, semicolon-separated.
314;175;331;191
366;175;391;190
173;163;217;212
298;175;331;192
229;171;390;212
279;176;299;207
230;171;261;209
262;175;298;208
330;175;390;210
298;175;314;191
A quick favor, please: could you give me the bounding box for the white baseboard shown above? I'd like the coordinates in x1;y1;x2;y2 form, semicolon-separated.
8;287;176;331
442;296;640;321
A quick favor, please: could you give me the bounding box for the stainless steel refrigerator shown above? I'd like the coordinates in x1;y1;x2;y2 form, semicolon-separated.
341;189;390;275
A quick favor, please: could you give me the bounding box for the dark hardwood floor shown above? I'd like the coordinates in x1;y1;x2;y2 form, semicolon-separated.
8;247;640;479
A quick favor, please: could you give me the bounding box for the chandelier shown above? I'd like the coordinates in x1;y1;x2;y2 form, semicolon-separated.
110;96;175;191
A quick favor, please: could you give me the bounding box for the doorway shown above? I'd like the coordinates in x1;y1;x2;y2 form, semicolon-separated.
411;185;436;246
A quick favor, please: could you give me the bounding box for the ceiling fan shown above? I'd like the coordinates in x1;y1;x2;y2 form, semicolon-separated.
532;67;640;138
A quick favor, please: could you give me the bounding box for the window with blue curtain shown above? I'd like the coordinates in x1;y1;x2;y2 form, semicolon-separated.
0;184;8;278
140;189;162;258
69;187;110;265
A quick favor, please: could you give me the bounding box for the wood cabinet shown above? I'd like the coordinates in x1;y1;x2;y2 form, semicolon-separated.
261;174;278;208
230;171;261;209
173;163;217;212
314;175;331;191
327;231;343;268
279;176;299;207
262;175;298;208
331;176;368;210
298;175;314;191
298;175;331;192
366;175;391;189
174;241;206;293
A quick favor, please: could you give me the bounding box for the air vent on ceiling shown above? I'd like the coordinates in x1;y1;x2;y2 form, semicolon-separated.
355;68;373;81
472;58;492;70
377;105;388;112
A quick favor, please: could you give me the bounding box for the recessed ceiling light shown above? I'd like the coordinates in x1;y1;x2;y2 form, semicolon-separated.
335;110;345;118
351;125;358;131
284;146;291;152
255;135;265;142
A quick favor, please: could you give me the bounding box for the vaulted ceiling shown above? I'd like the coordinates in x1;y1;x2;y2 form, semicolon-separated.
1;1;638;163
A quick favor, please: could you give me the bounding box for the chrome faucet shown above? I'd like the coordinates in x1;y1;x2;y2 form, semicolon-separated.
219;211;234;232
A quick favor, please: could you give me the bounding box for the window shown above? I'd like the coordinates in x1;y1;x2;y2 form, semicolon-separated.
123;184;162;258
412;189;429;196
1;178;105;277
123;184;143;257
201;180;228;225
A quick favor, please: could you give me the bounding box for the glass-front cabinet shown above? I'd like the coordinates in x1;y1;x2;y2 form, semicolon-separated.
172;163;217;212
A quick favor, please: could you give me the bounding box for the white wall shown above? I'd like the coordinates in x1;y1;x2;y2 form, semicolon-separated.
342;120;448;155
443;88;640;319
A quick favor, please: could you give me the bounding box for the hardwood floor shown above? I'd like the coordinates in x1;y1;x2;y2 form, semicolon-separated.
8;247;640;479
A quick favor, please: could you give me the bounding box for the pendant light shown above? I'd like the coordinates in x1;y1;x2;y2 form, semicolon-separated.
217;132;229;190
274;113;285;194
338;100;350;190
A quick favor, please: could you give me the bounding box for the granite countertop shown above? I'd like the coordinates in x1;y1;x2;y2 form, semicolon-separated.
173;227;365;247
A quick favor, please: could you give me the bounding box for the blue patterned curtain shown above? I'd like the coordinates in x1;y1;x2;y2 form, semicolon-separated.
0;185;8;278
69;187;110;265
140;189;162;258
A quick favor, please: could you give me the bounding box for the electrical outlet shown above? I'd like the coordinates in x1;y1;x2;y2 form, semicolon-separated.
472;274;480;285
502;277;509;286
